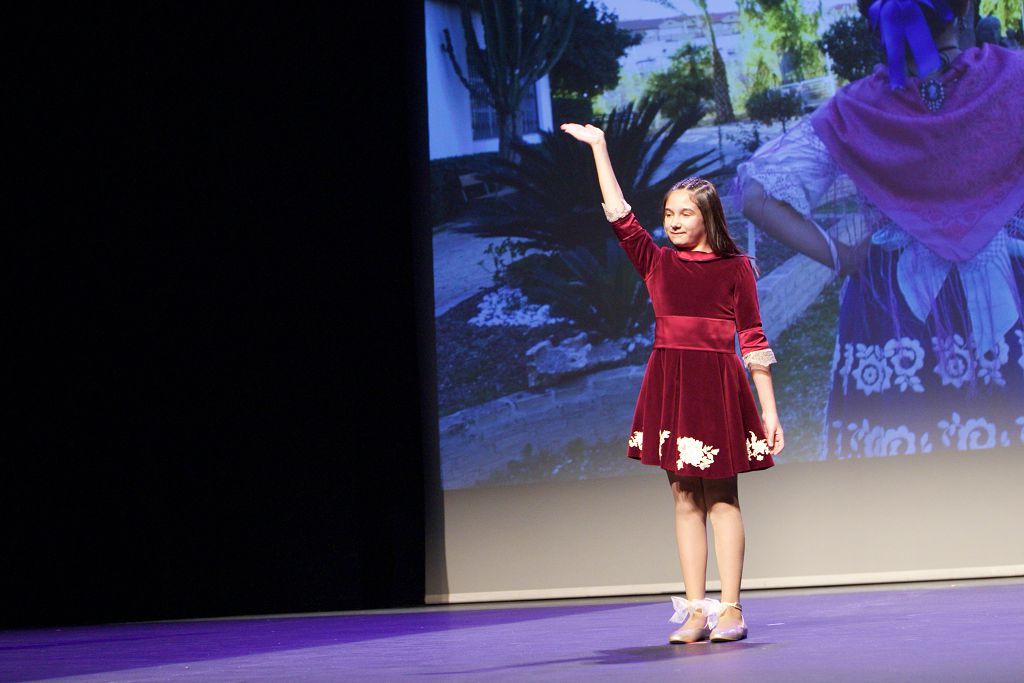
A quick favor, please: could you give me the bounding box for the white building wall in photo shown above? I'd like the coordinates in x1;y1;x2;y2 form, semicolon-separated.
424;1;553;160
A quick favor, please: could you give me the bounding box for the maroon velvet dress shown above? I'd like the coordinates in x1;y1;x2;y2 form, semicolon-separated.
612;211;776;477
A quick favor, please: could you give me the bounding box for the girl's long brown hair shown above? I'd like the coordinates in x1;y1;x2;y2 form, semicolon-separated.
662;177;753;260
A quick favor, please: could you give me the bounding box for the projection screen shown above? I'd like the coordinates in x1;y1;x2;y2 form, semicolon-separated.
423;0;1024;603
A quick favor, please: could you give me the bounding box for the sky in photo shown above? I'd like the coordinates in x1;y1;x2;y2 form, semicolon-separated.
600;0;851;20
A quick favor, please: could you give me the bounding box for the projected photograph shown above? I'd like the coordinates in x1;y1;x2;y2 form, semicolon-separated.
425;0;1024;489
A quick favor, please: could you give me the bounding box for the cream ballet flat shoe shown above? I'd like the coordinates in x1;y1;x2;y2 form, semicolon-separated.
667;596;719;644
709;601;747;642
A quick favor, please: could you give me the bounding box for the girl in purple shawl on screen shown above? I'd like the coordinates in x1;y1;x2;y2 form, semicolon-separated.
739;0;1024;460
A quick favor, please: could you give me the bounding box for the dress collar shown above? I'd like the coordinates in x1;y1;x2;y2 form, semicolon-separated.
674;248;723;261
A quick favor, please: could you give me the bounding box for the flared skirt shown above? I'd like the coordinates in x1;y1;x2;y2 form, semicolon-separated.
625;348;774;478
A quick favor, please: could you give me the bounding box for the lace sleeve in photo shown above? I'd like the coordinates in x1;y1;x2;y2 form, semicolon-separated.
737;117;839;218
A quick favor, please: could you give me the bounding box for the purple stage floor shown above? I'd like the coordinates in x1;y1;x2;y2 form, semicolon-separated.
3;578;1023;682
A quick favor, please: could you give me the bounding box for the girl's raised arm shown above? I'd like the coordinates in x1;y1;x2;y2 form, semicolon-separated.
560;123;629;219
562;122;659;279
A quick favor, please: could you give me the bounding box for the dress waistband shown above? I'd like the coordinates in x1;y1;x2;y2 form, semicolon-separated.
654;315;735;352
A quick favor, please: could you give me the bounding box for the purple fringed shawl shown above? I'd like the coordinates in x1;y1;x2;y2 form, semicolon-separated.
810;44;1024;263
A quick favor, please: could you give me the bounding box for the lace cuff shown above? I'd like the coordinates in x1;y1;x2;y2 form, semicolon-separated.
602;199;632;222
742;348;777;369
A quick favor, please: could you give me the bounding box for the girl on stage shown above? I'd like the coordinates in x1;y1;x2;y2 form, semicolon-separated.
562;122;784;644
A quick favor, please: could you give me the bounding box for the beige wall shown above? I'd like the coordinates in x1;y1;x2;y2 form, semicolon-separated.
426;448;1024;602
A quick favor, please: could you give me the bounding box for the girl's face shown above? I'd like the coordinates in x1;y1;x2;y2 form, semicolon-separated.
663;190;709;252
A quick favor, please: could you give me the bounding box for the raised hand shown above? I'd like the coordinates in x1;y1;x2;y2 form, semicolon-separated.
560;122;623;210
560;122;605;147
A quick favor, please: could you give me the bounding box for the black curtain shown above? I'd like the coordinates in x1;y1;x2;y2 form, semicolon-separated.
6;3;430;628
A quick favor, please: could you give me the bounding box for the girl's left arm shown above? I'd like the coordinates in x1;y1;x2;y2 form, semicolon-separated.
734;257;784;455
750;368;783;456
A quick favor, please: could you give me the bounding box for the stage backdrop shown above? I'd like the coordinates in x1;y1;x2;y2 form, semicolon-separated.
423;0;1024;602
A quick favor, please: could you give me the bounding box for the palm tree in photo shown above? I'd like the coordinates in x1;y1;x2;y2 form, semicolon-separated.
650;0;736;123
692;0;737;123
